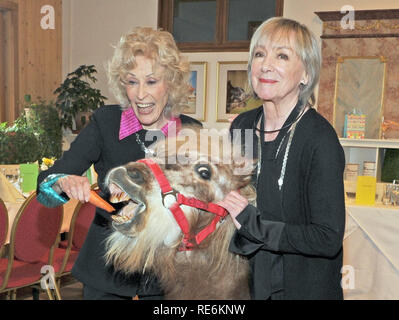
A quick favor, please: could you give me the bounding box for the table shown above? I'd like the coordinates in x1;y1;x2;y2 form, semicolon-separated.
343;204;399;299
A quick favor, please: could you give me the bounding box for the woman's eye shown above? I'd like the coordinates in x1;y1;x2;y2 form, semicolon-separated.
254;51;264;58
147;79;158;85
278;53;289;60
123;79;137;86
195;164;212;180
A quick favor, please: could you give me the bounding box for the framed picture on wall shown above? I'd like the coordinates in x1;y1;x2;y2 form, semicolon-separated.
182;62;207;121
216;61;262;122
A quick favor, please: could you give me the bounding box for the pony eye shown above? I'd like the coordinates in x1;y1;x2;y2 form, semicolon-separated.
195;164;212;180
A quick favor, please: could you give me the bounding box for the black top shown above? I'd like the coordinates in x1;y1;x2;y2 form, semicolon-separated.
37;105;202;297
229;106;346;300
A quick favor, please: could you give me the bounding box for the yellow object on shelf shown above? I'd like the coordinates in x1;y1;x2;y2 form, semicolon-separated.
355;176;377;206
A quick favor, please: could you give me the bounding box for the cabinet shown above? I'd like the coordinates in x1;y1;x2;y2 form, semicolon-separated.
341;138;399;180
341;138;399;205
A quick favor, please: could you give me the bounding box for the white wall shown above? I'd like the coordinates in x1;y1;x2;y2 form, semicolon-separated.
63;0;399;129
62;0;158;105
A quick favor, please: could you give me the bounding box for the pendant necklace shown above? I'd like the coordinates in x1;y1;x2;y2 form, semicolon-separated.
253;105;306;134
255;107;302;191
135;133;157;157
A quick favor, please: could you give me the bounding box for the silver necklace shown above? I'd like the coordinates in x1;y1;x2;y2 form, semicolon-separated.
256;122;297;191
277;122;297;190
135;133;157;157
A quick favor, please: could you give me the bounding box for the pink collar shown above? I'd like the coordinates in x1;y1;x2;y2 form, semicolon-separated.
119;108;181;140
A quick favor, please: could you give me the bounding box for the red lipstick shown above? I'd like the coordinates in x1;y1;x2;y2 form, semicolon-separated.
259;78;278;84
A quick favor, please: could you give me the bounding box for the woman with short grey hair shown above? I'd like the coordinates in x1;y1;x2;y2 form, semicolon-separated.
219;17;345;300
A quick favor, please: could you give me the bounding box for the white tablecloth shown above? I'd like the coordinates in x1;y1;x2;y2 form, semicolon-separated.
343;204;399;299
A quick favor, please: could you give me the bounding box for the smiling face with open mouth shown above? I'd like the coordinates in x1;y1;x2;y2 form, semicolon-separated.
124;55;169;130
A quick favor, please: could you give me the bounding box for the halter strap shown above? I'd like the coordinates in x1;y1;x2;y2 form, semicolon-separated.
137;158;172;194
137;158;228;250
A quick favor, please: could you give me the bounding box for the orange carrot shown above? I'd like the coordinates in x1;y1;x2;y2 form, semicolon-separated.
89;190;115;212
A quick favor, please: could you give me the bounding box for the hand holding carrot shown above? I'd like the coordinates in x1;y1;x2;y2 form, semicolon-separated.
89;190;115;212
56;175;115;212
56;175;91;203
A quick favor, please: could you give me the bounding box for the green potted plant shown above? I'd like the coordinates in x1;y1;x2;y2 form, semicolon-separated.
0;95;63;165
24;95;63;161
0;117;41;164
54;65;107;132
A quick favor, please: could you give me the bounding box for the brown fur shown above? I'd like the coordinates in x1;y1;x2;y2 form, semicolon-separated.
104;128;255;299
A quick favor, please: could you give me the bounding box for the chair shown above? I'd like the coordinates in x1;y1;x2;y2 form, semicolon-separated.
0;199;9;257
52;186;97;296
0;192;63;300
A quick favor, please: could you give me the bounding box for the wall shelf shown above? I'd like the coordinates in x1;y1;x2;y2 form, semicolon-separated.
340;138;399;149
340;138;399;183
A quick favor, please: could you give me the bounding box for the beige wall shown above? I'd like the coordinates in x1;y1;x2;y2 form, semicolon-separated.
62;0;158;106
284;0;399;113
63;0;399;129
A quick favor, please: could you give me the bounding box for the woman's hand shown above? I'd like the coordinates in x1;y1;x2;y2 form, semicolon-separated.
217;190;248;230
56;175;91;203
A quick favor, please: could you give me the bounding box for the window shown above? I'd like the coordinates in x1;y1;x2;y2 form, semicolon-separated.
0;0;18;123
158;0;284;52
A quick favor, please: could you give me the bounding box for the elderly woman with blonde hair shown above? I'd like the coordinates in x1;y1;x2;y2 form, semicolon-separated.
36;27;201;299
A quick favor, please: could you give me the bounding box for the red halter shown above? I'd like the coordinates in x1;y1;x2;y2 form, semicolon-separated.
137;158;228;251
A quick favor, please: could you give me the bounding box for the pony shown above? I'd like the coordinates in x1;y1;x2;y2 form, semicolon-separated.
104;128;255;299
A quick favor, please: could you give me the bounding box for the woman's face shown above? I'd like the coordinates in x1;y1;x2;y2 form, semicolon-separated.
251;34;308;106
124;55;169;129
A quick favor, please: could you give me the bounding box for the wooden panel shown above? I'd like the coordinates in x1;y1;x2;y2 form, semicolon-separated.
0;0;16;11
4;9;18;122
0;1;18;124
315;9;399;21
4;0;62;120
0;12;5;122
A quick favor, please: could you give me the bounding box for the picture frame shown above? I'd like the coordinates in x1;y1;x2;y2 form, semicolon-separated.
182;62;207;121
333;56;386;139
216;61;262;122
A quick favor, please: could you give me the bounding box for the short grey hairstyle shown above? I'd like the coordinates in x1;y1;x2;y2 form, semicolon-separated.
248;17;321;106
107;27;191;118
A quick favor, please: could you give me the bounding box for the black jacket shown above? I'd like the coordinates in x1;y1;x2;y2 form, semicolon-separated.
229;106;346;300
37;105;202;297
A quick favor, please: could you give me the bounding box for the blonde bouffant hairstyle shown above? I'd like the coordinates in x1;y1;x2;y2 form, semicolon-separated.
107;27;191;117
